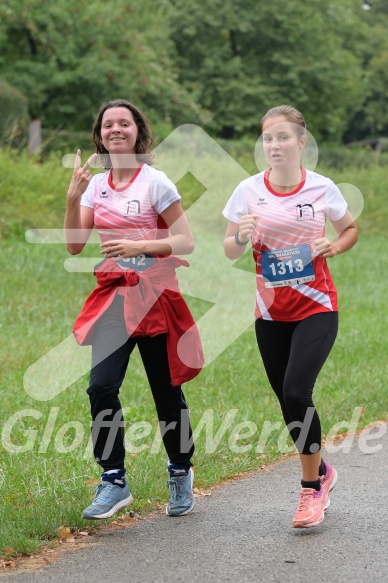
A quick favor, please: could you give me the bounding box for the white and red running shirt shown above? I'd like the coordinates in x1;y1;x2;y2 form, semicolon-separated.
223;168;348;322
80;163;181;243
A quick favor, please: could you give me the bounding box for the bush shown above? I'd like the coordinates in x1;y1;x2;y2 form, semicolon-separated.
0;149;71;241
40;129;93;157
317;144;388;169
0;80;29;147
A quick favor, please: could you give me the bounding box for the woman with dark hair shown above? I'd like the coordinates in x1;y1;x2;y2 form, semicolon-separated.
92;99;154;166
223;105;358;528
65;99;203;520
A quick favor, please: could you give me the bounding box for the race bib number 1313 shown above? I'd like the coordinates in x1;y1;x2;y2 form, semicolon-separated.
261;244;315;288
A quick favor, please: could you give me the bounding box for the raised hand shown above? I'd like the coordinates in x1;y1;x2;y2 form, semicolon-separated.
67;149;97;200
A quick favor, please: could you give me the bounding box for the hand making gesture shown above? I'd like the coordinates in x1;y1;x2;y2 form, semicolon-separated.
67;149;97;200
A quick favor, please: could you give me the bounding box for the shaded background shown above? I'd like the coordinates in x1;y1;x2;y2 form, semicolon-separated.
1;0;388;151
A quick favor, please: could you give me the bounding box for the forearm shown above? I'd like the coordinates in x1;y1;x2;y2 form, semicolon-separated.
64;151;96;255
224;235;248;260
139;233;194;256
64;199;90;255
224;217;257;260
332;225;358;256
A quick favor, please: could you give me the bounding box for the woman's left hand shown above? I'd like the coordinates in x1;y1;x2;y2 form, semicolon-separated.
100;239;144;259
313;237;337;259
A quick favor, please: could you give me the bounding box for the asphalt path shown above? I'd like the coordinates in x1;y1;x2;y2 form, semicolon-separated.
3;424;388;583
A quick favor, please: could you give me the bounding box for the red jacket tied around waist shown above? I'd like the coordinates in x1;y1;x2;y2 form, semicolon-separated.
73;256;204;386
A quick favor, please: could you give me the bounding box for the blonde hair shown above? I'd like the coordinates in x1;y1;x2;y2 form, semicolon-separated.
260;105;306;138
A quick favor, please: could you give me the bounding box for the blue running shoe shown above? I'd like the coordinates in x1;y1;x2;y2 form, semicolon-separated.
166;468;195;517
82;481;133;520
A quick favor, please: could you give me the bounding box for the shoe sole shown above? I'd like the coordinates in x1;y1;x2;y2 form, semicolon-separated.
292;514;325;528
166;497;195;517
82;494;134;520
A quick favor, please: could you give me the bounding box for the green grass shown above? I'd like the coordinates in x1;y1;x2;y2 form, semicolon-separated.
0;144;387;558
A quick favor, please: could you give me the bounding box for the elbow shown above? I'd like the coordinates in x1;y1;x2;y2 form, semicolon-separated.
349;225;359;249
182;234;195;255
187;237;195;255
224;244;245;260
224;248;236;260
66;244;83;255
223;241;236;260
167;235;194;256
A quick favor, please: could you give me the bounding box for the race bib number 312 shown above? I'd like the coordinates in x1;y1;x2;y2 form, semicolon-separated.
261;244;315;288
116;254;154;272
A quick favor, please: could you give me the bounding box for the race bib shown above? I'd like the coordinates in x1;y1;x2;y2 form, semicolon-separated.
116;254;155;272
261;244;315;288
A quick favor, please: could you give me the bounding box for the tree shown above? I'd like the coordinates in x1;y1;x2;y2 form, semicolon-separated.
0;0;207;132
0;0;385;143
344;0;388;138
0;79;29;144
168;0;366;141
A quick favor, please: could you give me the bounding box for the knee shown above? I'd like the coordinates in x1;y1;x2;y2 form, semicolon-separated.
87;380;121;402
283;389;313;416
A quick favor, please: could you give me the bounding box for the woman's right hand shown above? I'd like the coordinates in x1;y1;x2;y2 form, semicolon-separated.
238;214;259;242
67;149;97;200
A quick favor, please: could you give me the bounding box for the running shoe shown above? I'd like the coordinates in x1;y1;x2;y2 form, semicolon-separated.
292;487;326;528
320;460;338;511
166;468;195;517
82;481;133;519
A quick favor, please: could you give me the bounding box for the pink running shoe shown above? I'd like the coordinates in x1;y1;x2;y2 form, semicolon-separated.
292;488;326;528
320;460;338;511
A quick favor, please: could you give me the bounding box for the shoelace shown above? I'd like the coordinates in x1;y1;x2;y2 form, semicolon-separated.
167;477;184;501
93;481;113;503
296;490;314;511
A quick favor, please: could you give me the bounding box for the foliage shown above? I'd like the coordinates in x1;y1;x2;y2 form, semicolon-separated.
0;1;388;142
317;144;388;170
343;0;388;140
0;149;71;240
0;0;208;131
0;79;29;146
168;0;366;140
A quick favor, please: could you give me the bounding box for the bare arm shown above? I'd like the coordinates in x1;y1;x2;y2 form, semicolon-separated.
224;215;258;260
100;201;195;258
64;150;97;255
314;209;358;259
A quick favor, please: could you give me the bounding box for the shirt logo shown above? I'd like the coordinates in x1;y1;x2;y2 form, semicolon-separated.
296;203;315;221
124;199;141;216
99;191;108;198
257;197;268;206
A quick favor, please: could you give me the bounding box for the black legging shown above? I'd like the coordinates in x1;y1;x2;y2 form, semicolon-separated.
86;294;194;471
255;312;338;455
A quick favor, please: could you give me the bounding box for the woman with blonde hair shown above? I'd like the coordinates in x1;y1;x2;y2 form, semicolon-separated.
223;105;358;528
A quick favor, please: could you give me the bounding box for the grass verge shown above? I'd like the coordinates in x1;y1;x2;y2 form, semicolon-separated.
0;144;387;558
